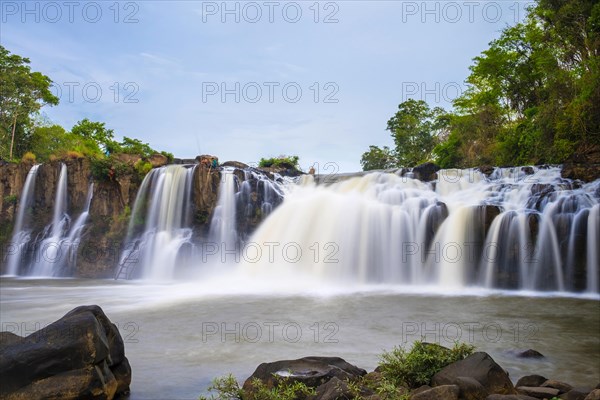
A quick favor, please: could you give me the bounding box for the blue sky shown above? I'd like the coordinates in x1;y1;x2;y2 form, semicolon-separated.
1;1;531;172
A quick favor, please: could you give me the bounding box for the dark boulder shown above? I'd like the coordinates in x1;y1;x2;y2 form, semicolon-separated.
478;165;495;176
561;388;594;400
453;376;489;400
0;305;131;400
516;375;547;388
517;386;560;399
412;384;459;400
542;380;574;394
431;352;516;395
312;376;375;400
412;162;441;182
242;356;366;394
585;390;600;400
514;349;545;359
487;395;539;400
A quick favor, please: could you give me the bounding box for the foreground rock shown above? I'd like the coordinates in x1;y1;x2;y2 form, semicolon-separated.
242;356;366;395
431;352;516;396
0;305;131;400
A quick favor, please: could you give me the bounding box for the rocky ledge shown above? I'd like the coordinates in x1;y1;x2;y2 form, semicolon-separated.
234;351;599;400
0;305;131;400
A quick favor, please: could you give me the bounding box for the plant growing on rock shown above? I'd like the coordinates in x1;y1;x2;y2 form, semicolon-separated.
199;374;315;400
378;341;475;388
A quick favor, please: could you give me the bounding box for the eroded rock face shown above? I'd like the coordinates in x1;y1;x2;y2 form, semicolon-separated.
0;305;131;400
561;144;600;182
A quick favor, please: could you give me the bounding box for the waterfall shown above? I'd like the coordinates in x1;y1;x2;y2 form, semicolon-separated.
29;164;70;277
209;168;238;251
28;167;94;277
242;167;600;293
4;164;40;276
119;165;197;280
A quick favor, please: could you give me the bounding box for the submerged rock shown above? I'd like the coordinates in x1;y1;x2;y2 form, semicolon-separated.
0;305;131;400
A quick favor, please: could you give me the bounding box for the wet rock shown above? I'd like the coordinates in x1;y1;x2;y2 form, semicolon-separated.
453;376;489;400
478;165;495;176
412;384;459;400
517;386;560;399
585;390;600;400
313;376;374;400
242;356;366;393
412;162;441;182
542;380;573;393
487;395;539;400
515;349;545;359
432;352;516;395
221;161;249;169
516;375;547;388
521;166;534;175
561;388;593;400
0;305;131;400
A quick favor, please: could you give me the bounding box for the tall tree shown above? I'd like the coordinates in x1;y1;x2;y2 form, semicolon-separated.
0;46;59;160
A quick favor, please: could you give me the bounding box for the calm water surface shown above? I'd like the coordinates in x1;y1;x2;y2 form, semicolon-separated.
1;278;599;399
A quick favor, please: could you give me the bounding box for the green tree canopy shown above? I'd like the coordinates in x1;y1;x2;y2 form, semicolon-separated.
0;45;59;160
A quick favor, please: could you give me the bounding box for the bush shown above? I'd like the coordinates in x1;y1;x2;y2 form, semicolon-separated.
21;152;36;163
134;159;153;176
378;341;475;388
65;150;85;159
258;155;299;169
199;374;316;400
3;194;18;206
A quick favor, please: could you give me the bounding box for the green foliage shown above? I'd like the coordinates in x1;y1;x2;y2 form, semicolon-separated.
198;374;316;400
3;194;18;206
386;99;449;167
360;145;396;171
258;155;300;169
360;100;449;170
134;159;153;176
378;341;475;388
0;45;59;160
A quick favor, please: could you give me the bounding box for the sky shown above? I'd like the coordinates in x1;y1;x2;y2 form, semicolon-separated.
1;0;532;172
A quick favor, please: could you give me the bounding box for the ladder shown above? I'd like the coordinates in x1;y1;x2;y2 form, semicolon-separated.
114;246;140;280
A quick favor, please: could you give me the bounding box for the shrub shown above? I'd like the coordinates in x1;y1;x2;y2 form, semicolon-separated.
134;160;153;176
21;152;36;163
258;155;299;169
378;341;475;388
66;150;85;159
3;194;18;206
199;374;316;400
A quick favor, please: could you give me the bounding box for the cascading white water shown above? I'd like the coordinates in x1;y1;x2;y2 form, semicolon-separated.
63;182;94;269
29;163;70;277
27;169;95;277
4;164;40;276
241;167;600;293
587;204;599;293
120;165;197;279
209;168;238;251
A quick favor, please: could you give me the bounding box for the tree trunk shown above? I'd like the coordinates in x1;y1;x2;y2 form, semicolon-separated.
9;114;17;160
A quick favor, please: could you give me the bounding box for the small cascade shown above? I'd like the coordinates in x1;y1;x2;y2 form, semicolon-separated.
119;165;197;279
587;204;600;293
63;182;94;269
4;164;40;276
209;168;239;251
27;167;95;277
29;163;70;277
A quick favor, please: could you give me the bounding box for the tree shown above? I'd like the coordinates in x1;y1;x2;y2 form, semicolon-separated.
386;99;448;167
360;145;396;171
0;46;59;160
71;119;117;152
